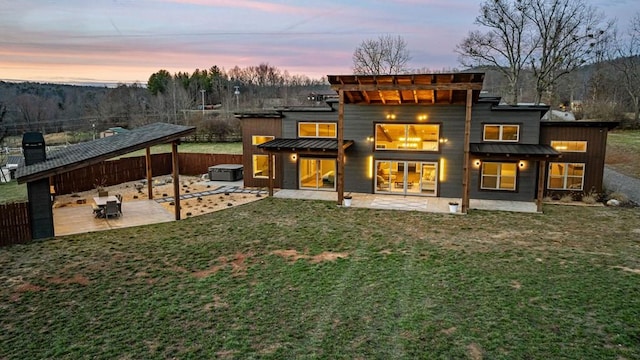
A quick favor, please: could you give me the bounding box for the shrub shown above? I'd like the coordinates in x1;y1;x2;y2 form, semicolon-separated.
560;194;574;203
608;191;629;204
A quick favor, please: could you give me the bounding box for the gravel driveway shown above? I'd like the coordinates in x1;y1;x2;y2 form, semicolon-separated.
603;166;640;205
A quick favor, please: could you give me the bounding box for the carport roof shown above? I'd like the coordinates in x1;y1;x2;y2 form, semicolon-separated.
16;122;196;183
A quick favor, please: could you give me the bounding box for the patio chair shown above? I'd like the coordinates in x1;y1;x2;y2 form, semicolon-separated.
92;204;104;218
104;200;120;218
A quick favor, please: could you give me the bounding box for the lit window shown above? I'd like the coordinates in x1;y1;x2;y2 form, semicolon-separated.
252;155;274;179
252;135;274;145
483;125;519;142
481;162;517;190
375;124;440;151
548;163;584;190
298;122;336;138
550;141;587;152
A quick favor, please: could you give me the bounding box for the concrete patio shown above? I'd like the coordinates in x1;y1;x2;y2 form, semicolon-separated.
53;200;175;236
53;187;539;237
273;189;539;213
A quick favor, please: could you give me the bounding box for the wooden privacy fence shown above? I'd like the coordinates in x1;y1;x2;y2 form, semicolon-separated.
51;153;242;196
0;202;31;246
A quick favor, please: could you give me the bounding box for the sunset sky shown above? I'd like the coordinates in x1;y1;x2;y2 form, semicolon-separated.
0;0;635;86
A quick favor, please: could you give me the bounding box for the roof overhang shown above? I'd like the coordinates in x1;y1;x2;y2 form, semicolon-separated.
257;138;354;155
327;73;485;105
16;122;196;183
470;143;561;160
541;120;619;129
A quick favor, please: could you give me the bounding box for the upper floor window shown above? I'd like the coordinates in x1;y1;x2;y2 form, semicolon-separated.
550;141;587;152
252;135;274;145
481;162;517;191
483;124;519;142
298;122;336;138
375;124;440;151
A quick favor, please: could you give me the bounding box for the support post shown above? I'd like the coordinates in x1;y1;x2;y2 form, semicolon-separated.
337;89;345;206
267;152;274;197
537;160;546;212
172;141;181;220
461;88;473;213
145;147;153;200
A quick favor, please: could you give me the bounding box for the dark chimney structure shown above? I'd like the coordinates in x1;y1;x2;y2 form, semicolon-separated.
22;132;47;165
21;132;54;239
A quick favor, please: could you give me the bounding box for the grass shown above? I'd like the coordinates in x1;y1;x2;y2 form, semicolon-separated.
119;142;242;157
606;130;640;178
0;180;27;204
1;199;639;359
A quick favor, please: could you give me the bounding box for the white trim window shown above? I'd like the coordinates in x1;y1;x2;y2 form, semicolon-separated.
548;162;585;190
483;124;519;142
550;141;587;152
252;155;274;179
298;122;337;138
375;123;440;151
481;162;517;190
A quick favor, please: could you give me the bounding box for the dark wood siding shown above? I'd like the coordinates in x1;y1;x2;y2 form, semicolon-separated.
0;202;31;246
540;124;609;193
27;178;54;239
240;117;283;188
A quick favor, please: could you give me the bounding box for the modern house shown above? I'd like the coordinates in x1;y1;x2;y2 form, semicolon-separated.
237;73;616;213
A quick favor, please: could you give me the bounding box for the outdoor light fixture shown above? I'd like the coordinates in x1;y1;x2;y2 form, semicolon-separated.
366;136;374;142
417;114;428;121
519;161;526;168
291;154;297;161
474;160;481;166
385;113;396;120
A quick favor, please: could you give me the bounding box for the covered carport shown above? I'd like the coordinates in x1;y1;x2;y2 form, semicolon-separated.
15;122;195;239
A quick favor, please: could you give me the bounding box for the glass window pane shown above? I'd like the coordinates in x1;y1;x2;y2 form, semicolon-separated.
482;176;497;189
252;135;274;145
299;123;316;137
484;125;500;140
502;126;519;141
549;177;564;189
483;162;499;175
318;123;336;137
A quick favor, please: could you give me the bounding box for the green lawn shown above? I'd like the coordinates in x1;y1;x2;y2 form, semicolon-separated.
607;130;640;178
120;142;242;157
1;199;638;359
0;180;27;204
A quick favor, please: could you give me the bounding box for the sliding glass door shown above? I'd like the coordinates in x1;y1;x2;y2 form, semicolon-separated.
299;158;336;190
375;160;438;196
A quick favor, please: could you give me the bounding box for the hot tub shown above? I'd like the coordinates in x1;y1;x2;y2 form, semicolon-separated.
208;164;243;181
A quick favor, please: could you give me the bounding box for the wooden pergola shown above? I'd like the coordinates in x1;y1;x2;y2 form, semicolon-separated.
327;73;485;211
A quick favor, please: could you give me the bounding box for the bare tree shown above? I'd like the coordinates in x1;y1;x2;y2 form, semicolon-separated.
457;0;610;105
352;34;411;75
610;13;640;126
456;0;534;104
526;0;611;105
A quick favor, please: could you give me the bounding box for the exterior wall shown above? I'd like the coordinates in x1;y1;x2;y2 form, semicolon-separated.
280;111;338;190
240;117;283;188
469;106;544;202
342;104;468;196
540;124;610;194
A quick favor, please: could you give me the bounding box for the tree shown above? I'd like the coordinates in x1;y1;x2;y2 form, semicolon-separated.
457;0;610;105
526;0;611;105
456;0;533;104
0;102;7;145
147;70;172;96
352;34;411;75
610;13;640;126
